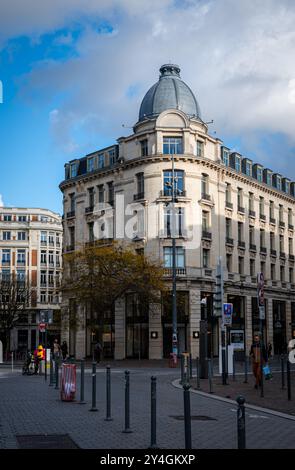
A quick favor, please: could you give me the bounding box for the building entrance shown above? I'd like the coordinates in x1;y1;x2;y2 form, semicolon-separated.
273;300;287;355
162;291;189;358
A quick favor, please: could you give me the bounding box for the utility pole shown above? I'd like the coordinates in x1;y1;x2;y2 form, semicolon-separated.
214;257;226;384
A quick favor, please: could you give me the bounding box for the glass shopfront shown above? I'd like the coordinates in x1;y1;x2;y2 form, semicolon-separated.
227;295;245;354
200;292;219;357
126;294;149;359
251;297;267;343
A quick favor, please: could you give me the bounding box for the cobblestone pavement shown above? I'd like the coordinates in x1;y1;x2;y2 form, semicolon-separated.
0;365;295;450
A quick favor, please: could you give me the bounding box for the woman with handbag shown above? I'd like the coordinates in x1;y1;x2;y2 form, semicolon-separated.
250;334;268;389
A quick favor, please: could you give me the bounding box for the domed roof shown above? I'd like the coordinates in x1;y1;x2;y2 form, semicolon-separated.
138;64;201;122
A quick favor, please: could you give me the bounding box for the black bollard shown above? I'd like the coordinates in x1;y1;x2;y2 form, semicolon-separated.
49;353;54;387
237;396;246;449
232;352;236;382
281;354;285;390
105;366;112;421
54;360;59;390
79;359;86;404
183;383;192;449
243;354;248;384
180;354;184;385
196;357;201;390
89;362;98;412
150;376;158;449
189;354;193;379
122;371;132;433
287;359;291;401
208;359;213;394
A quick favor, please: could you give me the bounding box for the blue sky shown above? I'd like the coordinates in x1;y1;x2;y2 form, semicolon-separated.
0;0;295;213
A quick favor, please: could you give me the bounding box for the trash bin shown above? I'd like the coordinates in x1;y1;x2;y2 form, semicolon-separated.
60;363;76;401
169;352;177;368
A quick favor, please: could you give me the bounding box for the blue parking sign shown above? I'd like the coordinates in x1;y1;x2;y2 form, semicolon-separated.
223;303;233;326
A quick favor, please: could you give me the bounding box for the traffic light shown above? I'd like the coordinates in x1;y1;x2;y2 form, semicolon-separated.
213;258;223;317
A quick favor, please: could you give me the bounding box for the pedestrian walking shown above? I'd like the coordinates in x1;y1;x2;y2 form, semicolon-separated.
52;338;61;362
267;342;272;359
61;341;68;361
94;340;102;363
250;334;268;389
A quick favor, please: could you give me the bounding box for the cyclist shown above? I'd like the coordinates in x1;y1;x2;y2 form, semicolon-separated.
22;350;34;375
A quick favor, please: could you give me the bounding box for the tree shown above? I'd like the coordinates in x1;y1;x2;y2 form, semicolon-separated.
0;274;35;353
62;242;167;341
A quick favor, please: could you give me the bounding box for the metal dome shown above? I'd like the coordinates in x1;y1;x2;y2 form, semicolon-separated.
138;64;201;122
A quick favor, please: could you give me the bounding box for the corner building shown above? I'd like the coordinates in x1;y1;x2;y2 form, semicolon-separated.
60;64;295;360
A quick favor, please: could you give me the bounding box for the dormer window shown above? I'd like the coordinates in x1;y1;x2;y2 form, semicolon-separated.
70;162;78;178
163;137;182;155
221;147;229;166
109;149;116;166
140;139;148;157
243;159;252;177
235;156;241;172
98;154;104;169
87;156;97;173
196;140;204;158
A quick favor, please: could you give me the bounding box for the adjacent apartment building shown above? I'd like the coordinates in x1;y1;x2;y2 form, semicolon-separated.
60;64;295;360
0;208;63;352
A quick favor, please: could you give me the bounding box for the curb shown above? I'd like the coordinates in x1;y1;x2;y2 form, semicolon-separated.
172;379;295;422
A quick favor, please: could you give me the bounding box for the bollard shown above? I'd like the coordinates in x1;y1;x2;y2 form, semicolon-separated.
281;354;285;390
183;383;192;449
79;359;86;404
49;353;54;386
105;366;112;421
189;354;193;379
89;362;98;411
180;354;184;385
208;359;213;394
287;359;291;401
243;354;248;384
11;352;14;372
232;352;236;382
237;396;246;449
122;371;132;433
196;357;201;390
150;376;157;449
54;360;59;390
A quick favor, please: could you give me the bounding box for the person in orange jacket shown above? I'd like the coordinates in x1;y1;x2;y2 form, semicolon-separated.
34;345;45;374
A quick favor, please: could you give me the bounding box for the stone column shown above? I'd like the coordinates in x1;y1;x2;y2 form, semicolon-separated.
115;298;126;360
149;302;162;359
189;288;201;358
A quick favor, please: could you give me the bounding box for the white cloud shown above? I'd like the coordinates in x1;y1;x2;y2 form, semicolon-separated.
0;194;4;207
3;0;295;171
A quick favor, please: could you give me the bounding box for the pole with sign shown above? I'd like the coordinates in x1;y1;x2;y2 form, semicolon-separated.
257;272;265;397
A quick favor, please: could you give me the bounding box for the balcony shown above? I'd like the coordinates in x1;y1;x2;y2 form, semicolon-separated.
201;193;211;201
289;224;294;230
289;254;295;261
259;214;266;221
269;217;276;225
272;280;278;286
279;221;285;228
225;201;233;209
238;206;245;214
280;252;286;259
163;268;187;276
228;273;235;280
204;269;212;277
66;211;75;219
225;237;234;246
160;190;187;198
249;210;256;218
270;249;277;257
202;231;212;240
133;192;145;201
85;206;94;214
238;240;246;249
260;246;267;254
249;244;256;251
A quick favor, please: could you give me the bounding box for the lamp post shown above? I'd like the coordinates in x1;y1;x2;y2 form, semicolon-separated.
171;153;178;362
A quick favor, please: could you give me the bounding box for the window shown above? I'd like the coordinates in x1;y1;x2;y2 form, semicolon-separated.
41;231;47;244
270;232;275;250
48;271;54;286
69;193;75;213
40;291;47;303
2;249;10;265
17;250;26;265
202;210;210;232
163;137;182;154
41;251;47;264
226;254;232;272
277;177;282;191
18;232;26;241
3;215;12;222
237;188;243;209
202;248;210;268
98;185;104;203
109;149;116;166
196;141;204;158
70;162;78;178
249;226;255;245
16;270;26;284
288;209;293;226
260;229;265;248
69;226;75;247
140;139;148;157
235;157;241;172
289;238;293;255
269;201;274;220
257;167;263;182
98;154;104;169
238;222;243;242
163;170;184;196
245;161;252;177
249;193;254;212
136;173;144;197
225;184;231;204
238;257;244;275
260;261;266;277
88;187;95;208
267;172;272;186
271;264;276;281
49;232;54;245
164;207;184;237
279;235;284;253
3;231;11;241
226;218;231;238
48;251;54;266
250;259;255;277
163;246;185;268
1;269;10;282
56;253;60;267
290;268;294;284
221;148;229;166
87;156;96;172
201;174;209;197
40;271;47;286
108;182;114;205
280;265;285;282
259;197;264;217
88;222;94;242
279;205;284;224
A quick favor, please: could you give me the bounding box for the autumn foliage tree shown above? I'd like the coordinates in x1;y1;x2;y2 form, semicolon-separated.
62;242;167;340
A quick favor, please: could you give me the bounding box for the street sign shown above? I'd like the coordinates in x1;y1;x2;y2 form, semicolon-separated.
39;323;46;333
223;303;233;326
